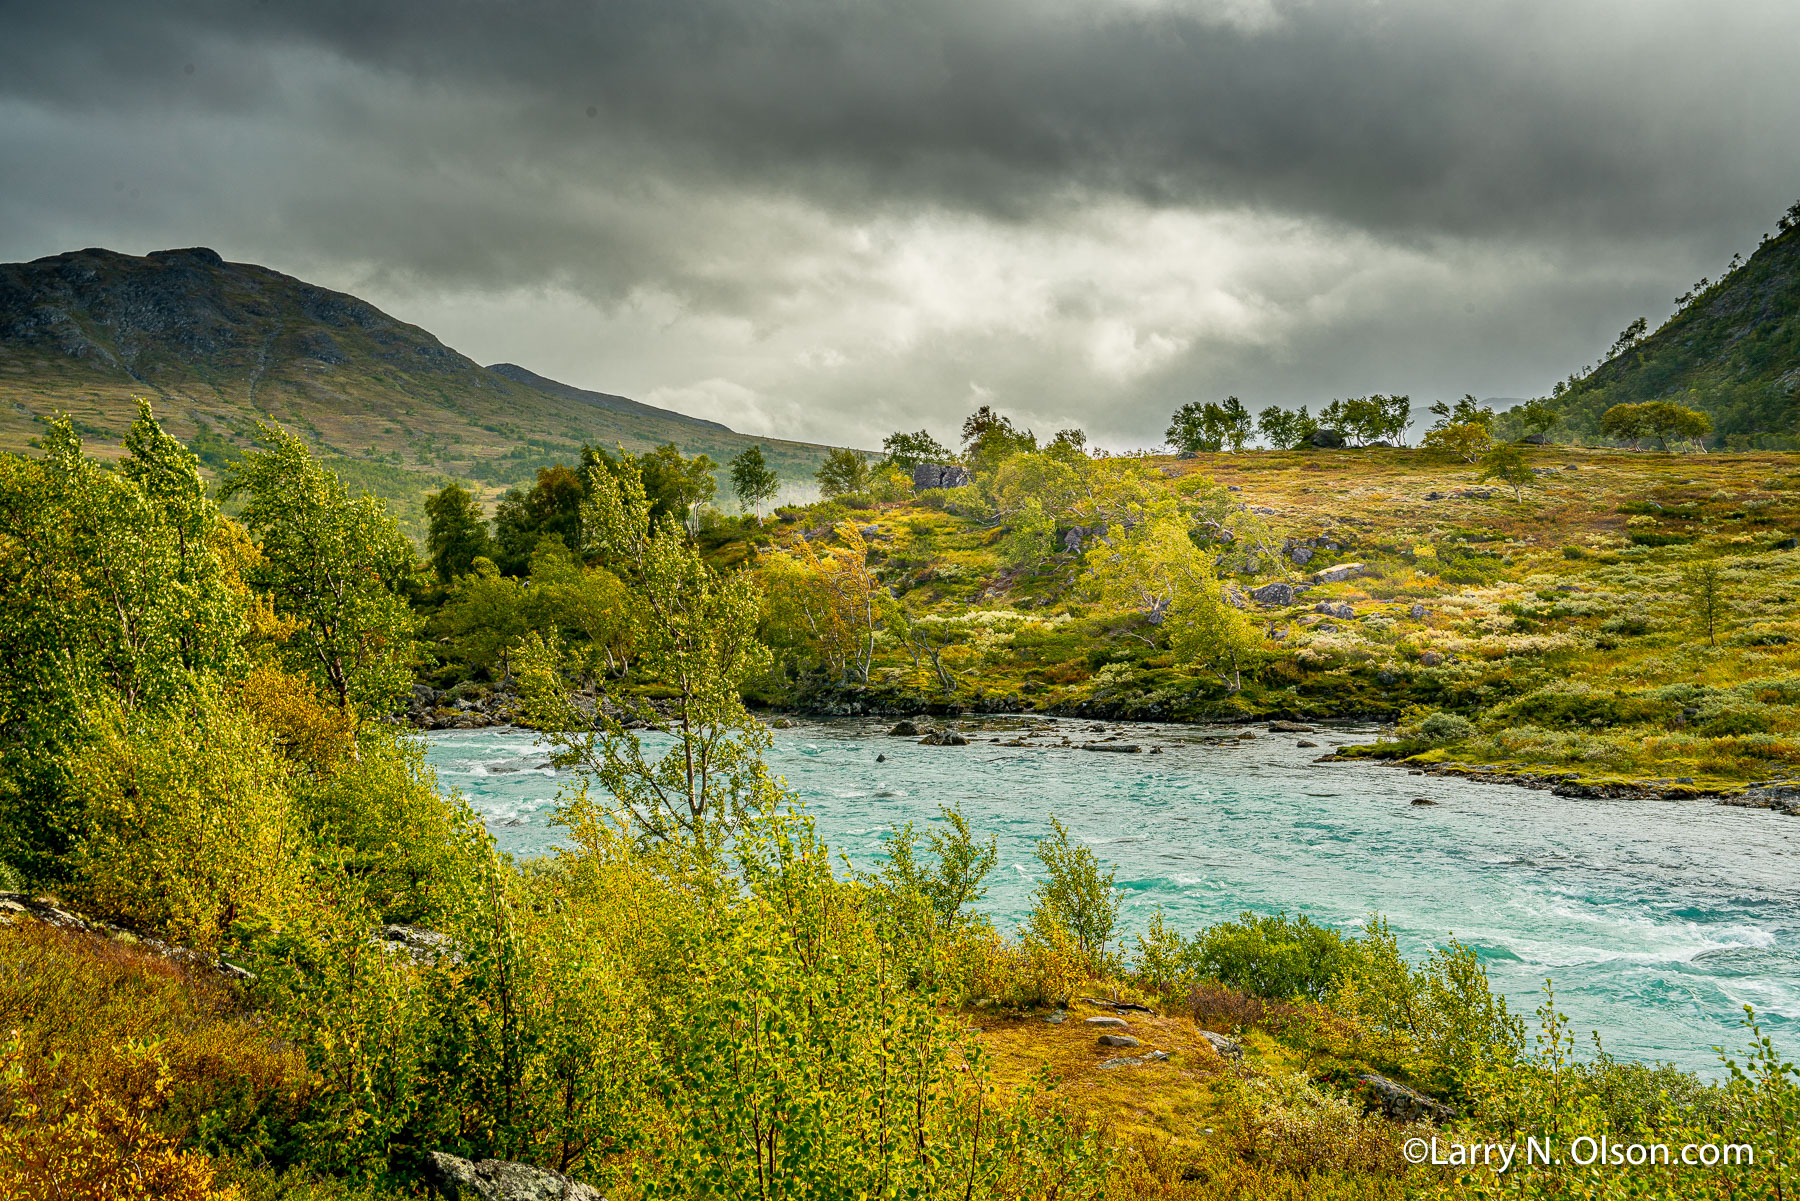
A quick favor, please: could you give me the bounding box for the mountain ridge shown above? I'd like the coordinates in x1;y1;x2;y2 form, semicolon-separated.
1549;215;1800;448
0;246;842;505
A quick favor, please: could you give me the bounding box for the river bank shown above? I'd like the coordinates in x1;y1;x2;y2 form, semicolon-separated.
424;716;1799;1076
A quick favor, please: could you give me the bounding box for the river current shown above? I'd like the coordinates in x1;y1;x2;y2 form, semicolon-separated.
423;716;1798;1077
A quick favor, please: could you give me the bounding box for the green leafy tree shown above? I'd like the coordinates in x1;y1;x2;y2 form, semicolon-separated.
1084;504;1259;692
1609;316;1649;358
517;455;771;849
583;443;718;532
525;540;637;681
961;405;1036;473
1601;401;1710;451
864;805;999;972
1600;401;1650;448
1643;401;1713;451
1322;396;1408;446
1047;427;1090;459
1256;404;1319;449
1514;397;1562;439
635;443;717;528
727;445;780;520
1190;911;1355;1002
222;425;417;718
1427;394;1493;432
1167;397;1253;453
815;447;872;499
1377;393;1414;444
438;558;530;685
494;465;587;575
1423;421;1494;463
0;405;247;880
880;429;953;471
425;482;495;583
1477;443;1537;501
1026;817;1122;971
1681;558;1727;647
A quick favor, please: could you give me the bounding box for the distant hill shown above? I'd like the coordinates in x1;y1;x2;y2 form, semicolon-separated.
0;246;844;528
1548;215;1800;448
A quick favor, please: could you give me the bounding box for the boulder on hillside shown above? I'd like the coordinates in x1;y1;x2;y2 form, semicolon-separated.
1249;581;1295;605
1520;433;1549;445
912;463;971;490
1313;562;1365;583
1309;428;1347;449
1354;1074;1457;1125
422;1151;604;1201
1198;1030;1242;1060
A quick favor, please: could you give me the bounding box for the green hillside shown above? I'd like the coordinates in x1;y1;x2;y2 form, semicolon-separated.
1548;207;1800;448
0;246;845;526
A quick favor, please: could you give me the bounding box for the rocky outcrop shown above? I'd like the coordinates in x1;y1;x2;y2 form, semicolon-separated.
1354;1073;1457;1124
0;893;254;981
373;923;462;966
1249;581;1295;605
408;683;522;730
1721;783;1800;816
1313;563;1366;584
1099;1049;1172;1069
912;463;971;490
1309;428;1347;448
422;1151;604;1201
1197;1030;1242;1061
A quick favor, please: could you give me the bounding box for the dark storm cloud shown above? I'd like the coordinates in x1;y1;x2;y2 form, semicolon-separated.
1;0;1796;444
8;0;1797;239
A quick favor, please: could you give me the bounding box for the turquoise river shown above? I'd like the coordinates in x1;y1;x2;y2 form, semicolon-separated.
423;716;1799;1077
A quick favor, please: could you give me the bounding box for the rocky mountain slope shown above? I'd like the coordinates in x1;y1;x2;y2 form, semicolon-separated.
1550;215;1800;447
0;246;840;503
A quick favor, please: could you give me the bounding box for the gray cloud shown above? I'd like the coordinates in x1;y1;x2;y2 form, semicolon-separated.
2;0;1797;446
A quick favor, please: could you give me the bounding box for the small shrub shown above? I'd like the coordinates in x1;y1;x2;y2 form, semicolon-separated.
1399;709;1476;745
1190;911;1355;1002
1188;981;1306;1037
1024;818;1122;972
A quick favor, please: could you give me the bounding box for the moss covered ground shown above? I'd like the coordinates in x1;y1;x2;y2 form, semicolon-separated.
740;445;1800;795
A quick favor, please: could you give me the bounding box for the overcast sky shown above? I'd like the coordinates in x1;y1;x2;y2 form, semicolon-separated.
3;0;1797;449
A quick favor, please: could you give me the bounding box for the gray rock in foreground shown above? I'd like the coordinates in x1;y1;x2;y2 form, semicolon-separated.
1198;1030;1242;1060
912;463;971;490
423;1151;605;1201
1249;581;1295;605
1355;1073;1457;1125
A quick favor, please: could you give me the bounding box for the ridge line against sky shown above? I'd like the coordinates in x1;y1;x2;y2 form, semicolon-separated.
2;0;1797;449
